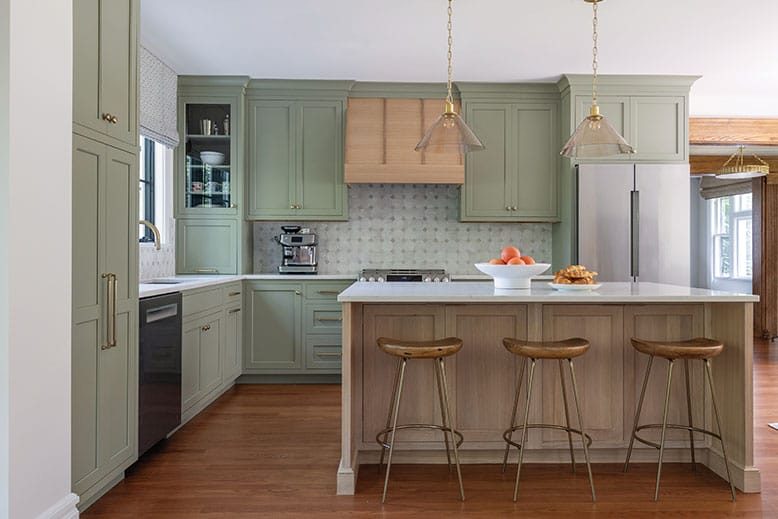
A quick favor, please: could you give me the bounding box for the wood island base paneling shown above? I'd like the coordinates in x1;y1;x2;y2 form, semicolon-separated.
338;301;760;495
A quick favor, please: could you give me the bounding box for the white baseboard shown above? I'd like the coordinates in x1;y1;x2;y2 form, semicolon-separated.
37;493;79;519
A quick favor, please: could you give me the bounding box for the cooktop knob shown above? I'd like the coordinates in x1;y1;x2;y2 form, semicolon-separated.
424;276;432;283
433;277;441;282
368;276;375;282
359;276;367;282
377;276;385;283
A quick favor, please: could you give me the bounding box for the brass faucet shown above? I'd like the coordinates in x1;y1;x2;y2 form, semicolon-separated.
139;220;161;251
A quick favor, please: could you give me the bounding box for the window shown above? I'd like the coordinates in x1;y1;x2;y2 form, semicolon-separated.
139;137;172;244
710;193;752;280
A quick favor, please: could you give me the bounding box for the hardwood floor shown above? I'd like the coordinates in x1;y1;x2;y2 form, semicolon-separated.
85;339;778;517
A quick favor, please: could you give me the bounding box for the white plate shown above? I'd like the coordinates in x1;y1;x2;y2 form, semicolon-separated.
549;282;602;291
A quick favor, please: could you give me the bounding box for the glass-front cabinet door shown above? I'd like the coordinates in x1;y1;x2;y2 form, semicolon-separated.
177;97;240;217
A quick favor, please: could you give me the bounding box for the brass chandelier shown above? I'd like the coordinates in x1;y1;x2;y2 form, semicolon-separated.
561;0;635;158
716;146;769;180
415;0;484;154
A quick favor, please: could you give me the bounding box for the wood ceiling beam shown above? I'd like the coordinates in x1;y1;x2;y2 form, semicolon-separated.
690;118;778;146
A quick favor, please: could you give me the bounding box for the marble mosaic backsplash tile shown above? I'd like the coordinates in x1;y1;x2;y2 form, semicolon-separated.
139;216;176;281
253;184;551;275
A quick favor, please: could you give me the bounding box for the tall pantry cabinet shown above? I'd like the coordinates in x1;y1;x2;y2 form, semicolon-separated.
71;0;140;510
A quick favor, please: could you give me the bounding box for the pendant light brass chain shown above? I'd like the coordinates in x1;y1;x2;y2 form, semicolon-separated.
591;0;599;106
446;0;454;104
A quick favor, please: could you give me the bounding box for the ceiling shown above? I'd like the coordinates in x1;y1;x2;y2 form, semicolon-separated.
141;0;778;117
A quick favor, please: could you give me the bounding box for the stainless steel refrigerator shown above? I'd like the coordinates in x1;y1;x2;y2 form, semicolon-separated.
576;163;690;285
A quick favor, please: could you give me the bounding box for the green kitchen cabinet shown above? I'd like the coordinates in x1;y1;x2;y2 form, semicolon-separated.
71;134;139;503
182;312;222;411
246;80;351;220
175;77;253;275
242;280;352;377
73;0;138;148
222;304;243;383
176;219;238;274
562;75;697;163
460;99;559;222
244;282;304;371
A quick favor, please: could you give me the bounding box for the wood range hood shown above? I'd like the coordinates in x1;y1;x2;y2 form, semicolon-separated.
345;97;464;184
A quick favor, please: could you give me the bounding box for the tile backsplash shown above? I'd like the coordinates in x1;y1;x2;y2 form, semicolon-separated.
253;184;551;275
139;216;176;281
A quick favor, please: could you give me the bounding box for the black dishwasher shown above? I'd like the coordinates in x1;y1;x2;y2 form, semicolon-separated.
139;292;182;457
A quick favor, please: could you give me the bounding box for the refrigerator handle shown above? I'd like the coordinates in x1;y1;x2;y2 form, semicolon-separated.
630;190;639;279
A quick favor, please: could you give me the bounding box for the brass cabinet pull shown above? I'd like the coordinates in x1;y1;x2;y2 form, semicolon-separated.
316;290;340;295
228;291;241;297
295;290;301;295
316;351;342;358
317;316;342;322
100;273;117;350
194;268;218;273
228;308;241;314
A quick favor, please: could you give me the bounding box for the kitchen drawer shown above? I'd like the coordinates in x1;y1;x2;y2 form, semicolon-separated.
305;335;342;370
182;287;223;320
222;282;243;305
304;304;343;334
304;281;353;302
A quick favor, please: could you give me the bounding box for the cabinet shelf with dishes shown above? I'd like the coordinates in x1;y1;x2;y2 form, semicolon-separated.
175;76;253;275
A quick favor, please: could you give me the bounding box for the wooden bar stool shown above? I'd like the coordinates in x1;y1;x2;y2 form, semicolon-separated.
501;337;596;502
624;337;737;501
375;336;465;503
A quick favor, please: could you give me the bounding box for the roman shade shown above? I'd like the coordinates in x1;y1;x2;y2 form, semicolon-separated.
698;175;752;200
139;46;179;148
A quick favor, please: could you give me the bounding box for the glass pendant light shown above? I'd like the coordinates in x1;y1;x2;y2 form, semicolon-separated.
561;0;635;158
415;0;484;154
715;146;769;180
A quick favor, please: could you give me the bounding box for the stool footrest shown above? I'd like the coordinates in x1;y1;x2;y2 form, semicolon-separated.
503;423;593;450
633;423;722;450
376;424;464;449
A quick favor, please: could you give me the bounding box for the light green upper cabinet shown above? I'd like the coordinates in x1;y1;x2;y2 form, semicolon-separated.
176;219;238;274
73;0;138;148
630;96;685;162
461;103;512;219
458;84;560;222
563;75;697;163
246;80;351;221
247;100;296;217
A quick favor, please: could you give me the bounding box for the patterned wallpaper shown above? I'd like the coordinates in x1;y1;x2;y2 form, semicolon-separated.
253;184;551;275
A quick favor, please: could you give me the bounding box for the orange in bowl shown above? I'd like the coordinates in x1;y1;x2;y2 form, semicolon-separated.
521;255;536;265
500;246;521;263
507;257;525;265
489;258;506;265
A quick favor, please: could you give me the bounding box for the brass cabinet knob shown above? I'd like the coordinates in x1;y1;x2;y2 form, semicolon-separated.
290;204;296;209
229;203;237;208
102;113;113;122
505;205;511;211
111;115;118;124
295;290;301;295
201;324;211;332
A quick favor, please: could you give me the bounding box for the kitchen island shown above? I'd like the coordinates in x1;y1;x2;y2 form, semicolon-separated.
336;281;760;495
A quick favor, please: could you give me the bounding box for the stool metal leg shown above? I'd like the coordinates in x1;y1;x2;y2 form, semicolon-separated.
654;359;675;501
624;354;654;472
684;359;697;471
502;357;527;473
437;358;465;501
704;359;737;502
513;358;537;502
568;359;596;502
379;358;403;473
558;359;577;474
433;358;453;472
382;358;407;504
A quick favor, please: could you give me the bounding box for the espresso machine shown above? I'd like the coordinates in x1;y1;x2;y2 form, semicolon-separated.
275;226;318;274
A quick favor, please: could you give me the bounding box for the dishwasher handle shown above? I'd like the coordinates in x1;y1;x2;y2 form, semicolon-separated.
146;303;179;323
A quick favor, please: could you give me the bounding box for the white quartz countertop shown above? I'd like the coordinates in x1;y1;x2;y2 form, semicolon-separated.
337;281;759;303
139;273;357;298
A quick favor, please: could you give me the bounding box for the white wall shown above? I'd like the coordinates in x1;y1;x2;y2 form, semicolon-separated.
1;0;77;517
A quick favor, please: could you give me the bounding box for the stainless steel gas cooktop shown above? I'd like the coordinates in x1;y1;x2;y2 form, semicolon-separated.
359;268;449;283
